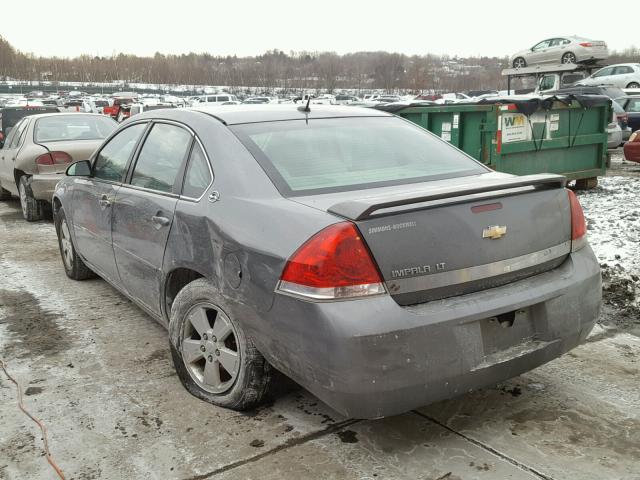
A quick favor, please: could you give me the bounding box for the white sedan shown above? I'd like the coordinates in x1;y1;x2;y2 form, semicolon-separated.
577;63;640;89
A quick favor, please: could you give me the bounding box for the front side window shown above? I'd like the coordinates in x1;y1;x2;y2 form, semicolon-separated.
182;142;212;198
626;99;640;113
593;67;614;78
231;117;487;196
533;40;551;51
93;123;147;182
35;115;116;142
129;123;192;193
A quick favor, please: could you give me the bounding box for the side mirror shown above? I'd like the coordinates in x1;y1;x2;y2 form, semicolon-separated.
66;160;91;177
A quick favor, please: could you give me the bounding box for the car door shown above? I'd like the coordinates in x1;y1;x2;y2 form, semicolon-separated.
586;66;615;86
0;118;30;194
111;121;193;316
544;38;563;63
613;66;634;88
529;39;552;64
71;122;148;284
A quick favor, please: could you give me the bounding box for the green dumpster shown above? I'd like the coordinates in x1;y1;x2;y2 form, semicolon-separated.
389;98;609;188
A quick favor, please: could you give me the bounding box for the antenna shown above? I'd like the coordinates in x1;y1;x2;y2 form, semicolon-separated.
298;95;311;112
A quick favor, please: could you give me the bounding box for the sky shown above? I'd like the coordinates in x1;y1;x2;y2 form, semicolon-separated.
2;0;631;59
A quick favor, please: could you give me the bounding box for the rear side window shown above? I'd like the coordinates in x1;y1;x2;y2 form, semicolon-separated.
93;123;147;182
2;118;24;149
231;117;487;196
182;143;212;198
8;118;29;149
130;123;192;193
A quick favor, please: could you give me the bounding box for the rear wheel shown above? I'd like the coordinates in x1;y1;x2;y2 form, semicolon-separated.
575;177;598;190
169;279;273;411
0;186;11;200
55;208;95;280
18;176;44;222
561;52;577;64
512;57;526;68
626;82;640;89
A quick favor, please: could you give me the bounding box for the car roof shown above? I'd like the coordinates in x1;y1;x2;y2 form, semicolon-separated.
23;112;113;121
189;104;391;125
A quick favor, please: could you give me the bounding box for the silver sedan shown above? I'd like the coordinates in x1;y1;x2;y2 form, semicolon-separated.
510;36;608;68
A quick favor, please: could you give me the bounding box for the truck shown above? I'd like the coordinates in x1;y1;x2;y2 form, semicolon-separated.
501;63;606;96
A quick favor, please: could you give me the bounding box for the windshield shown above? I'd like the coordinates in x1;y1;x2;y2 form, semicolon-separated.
231;116;487;196
34;115;117;142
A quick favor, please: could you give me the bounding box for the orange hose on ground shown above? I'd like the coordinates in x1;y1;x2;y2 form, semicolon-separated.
0;359;66;480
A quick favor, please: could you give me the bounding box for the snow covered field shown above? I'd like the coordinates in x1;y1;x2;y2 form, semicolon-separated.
577;151;640;329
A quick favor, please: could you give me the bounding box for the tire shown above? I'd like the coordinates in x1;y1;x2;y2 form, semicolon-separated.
55;208;95;280
512;57;526;68
575;177;598;190
561;52;577;64
626;82;640;89
18;176;44;222
0;186;11;200
169;278;272;411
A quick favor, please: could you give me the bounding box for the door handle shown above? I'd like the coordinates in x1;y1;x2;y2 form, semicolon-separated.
99;194;111;208
151;215;170;227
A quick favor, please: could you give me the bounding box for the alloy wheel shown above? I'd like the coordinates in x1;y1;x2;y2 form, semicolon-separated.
181;303;240;394
562;53;576;64
513;58;526;69
18;181;28;218
60;219;74;270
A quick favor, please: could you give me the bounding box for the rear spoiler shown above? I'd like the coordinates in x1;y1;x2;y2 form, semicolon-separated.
328;174;567;221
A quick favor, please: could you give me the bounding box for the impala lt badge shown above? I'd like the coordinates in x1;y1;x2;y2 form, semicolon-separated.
483;225;507;239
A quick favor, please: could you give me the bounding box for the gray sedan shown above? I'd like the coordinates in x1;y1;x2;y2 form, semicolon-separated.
511;36;608;68
52;106;601;418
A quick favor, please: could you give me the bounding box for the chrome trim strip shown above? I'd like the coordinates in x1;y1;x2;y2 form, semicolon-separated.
386;241;571;294
275;280;387;302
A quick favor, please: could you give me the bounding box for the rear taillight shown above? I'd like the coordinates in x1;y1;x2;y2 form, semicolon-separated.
36;151;73;166
579;42;593;47
278;222;386;300
568;190;587;251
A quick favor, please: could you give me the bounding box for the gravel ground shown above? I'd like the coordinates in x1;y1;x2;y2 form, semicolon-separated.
1;154;639;480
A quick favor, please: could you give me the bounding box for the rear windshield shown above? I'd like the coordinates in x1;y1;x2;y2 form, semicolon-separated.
231;116;487;196
34;115;117;142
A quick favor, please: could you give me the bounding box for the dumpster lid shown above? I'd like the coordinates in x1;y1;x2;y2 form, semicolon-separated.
474;94;610;114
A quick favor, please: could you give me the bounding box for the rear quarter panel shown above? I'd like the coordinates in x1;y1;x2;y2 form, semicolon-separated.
160;112;338;347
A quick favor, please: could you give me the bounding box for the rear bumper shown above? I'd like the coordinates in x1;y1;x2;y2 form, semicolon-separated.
30;173;64;202
258;246;601;419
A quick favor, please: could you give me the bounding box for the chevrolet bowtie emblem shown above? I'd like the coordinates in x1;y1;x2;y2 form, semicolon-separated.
483;225;507;239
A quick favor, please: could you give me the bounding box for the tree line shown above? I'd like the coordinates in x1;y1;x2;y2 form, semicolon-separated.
1;36;639;94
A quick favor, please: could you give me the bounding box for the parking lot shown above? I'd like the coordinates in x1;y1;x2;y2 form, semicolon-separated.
0;152;639;480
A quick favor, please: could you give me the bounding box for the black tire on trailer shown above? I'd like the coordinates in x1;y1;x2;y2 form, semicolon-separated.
169;278;273;411
512;57;526;68
0;186;12;200
561;52;577;64
626;82;640;89
575;177;598;190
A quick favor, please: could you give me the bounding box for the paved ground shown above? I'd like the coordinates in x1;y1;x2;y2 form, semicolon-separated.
1;153;639;480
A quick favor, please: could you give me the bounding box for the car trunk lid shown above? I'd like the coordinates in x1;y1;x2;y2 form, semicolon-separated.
294;173;571;305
